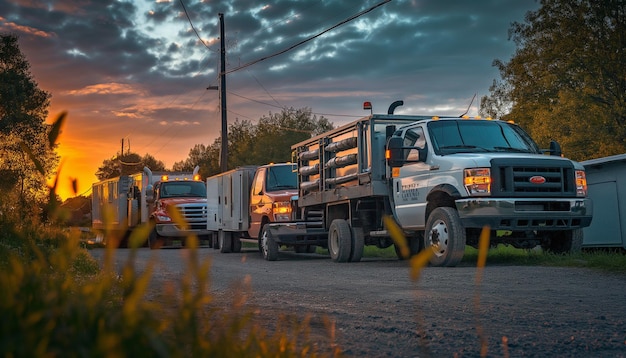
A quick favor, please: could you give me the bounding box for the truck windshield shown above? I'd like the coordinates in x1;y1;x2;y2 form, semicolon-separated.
428;120;541;155
266;164;297;191
160;181;206;198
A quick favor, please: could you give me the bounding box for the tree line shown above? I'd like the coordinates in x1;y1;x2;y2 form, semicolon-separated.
94;107;332;181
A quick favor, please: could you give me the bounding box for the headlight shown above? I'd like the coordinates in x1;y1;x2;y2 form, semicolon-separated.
575;170;587;197
155;214;171;222
272;201;292;221
464;168;491;196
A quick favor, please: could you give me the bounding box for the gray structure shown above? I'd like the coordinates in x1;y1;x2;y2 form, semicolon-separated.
582;154;626;249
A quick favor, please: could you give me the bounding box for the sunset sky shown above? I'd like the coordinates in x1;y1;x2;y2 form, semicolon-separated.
0;0;539;200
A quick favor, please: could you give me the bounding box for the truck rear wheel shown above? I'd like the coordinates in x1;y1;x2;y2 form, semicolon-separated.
541;229;583;254
260;224;279;261
424;207;466;267
219;231;232;253
350;227;365;262
329;219;352;263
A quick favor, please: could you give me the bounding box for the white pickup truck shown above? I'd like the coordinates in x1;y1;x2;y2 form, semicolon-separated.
262;102;593;266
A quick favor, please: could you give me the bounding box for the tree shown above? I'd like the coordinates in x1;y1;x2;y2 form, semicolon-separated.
172;143;220;179
480;0;626;161
0;34;55;224
95;152;166;181
173;107;334;178
252;107;333;164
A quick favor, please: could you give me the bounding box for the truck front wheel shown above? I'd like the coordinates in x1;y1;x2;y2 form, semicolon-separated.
148;228;164;250
328;219;352;263
541;229;583;254
260;224;279;261
424;207;466;267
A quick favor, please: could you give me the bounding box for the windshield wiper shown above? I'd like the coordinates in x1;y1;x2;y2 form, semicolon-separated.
439;145;489;152
269;185;296;190
493;146;533;153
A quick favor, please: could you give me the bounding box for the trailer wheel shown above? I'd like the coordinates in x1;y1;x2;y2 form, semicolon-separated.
424;207;466;267
148;228;164;250
219;231;232;253
260;224;279;261
232;235;242;253
541;229;583;254
329;219;352;263
349;227;364;262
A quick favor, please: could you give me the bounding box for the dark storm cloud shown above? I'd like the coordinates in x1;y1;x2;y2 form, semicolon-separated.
0;0;540;198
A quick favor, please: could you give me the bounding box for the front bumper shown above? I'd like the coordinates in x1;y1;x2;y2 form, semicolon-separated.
455;197;593;231
156;223;210;237
267;222;327;245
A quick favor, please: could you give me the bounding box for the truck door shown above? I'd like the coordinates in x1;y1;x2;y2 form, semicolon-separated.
249;168;267;238
391;126;431;230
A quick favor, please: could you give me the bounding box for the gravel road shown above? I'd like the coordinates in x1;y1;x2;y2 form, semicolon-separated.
89;247;626;357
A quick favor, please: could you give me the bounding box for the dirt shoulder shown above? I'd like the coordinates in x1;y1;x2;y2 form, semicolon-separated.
91;248;626;357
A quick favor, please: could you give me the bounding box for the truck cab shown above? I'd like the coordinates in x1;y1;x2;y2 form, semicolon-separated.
386;116;592;266
248;163;298;239
146;171;209;249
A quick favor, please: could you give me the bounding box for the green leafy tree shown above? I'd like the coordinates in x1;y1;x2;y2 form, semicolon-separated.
95;152;166;181
252;107;333;164
0;34;55;224
172;143;220;179
174;107;333;178
480;0;626;160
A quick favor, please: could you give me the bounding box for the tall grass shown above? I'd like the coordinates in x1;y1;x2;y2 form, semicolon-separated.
0;112;338;357
0;223;339;356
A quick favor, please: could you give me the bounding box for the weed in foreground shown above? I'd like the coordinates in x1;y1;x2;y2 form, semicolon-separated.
0;111;340;357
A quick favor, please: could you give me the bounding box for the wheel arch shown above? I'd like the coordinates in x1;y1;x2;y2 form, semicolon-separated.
257;215;271;239
426;184;461;221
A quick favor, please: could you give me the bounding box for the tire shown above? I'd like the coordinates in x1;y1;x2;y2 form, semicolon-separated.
232;235;242;253
541;229;583;254
328;219;352;263
424;207;466;267
350;227;365;262
148;228;164;250
409;233;423;256
260;224;279;261
219;231;232;253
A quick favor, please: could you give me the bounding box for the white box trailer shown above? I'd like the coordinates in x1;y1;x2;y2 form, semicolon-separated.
206;166;257;251
582;153;626;249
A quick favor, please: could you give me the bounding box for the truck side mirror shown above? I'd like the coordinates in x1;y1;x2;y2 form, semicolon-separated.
386;137;404;168
146;184;154;203
549;140;562;157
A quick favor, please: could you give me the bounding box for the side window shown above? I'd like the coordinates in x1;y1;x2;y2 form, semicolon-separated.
252;169;265;195
404;127;426;161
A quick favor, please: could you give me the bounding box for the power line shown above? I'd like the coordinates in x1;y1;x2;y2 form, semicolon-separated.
179;0;213;51
246;69;282;107
222;0;391;75
227;91;362;118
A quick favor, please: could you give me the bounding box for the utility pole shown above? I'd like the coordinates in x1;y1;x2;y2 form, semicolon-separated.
218;13;228;173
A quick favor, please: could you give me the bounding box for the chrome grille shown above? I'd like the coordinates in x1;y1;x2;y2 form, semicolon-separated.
491;158;576;198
